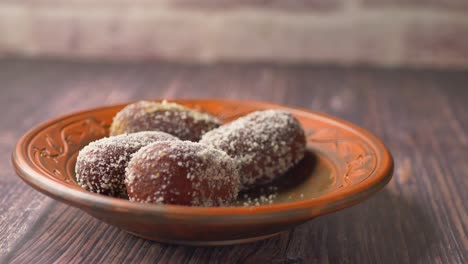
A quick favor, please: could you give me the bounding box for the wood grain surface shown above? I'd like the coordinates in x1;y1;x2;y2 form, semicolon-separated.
0;59;466;264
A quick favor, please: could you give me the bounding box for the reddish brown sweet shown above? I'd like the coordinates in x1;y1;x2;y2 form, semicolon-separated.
126;141;240;206
200;110;306;190
75;131;179;197
110;100;221;141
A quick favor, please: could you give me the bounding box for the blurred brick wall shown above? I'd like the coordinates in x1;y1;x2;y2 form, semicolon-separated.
0;0;467;68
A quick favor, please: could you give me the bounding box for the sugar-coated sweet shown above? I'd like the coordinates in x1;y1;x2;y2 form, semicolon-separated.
110;100;220;141
200;110;306;190
126;141;240;206
75;131;179;197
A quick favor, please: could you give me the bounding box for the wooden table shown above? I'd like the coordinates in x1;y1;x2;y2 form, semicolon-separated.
0;59;466;264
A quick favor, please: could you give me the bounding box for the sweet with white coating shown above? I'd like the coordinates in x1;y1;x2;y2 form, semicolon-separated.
125;141;240;206
200;110;306;190
75;131;179;197
110;100;221;141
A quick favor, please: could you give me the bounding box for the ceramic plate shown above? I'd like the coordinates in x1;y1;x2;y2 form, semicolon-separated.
12;99;393;245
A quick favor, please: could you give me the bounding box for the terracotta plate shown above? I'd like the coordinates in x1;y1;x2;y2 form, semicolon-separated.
12;99;393;246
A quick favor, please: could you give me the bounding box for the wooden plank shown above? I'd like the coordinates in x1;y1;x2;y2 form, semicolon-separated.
0;59;466;263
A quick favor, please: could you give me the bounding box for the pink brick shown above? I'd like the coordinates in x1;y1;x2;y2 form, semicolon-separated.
404;22;468;67
31;16;77;54
363;0;468;11
173;0;343;11
2;4;468;69
0;0;343;11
